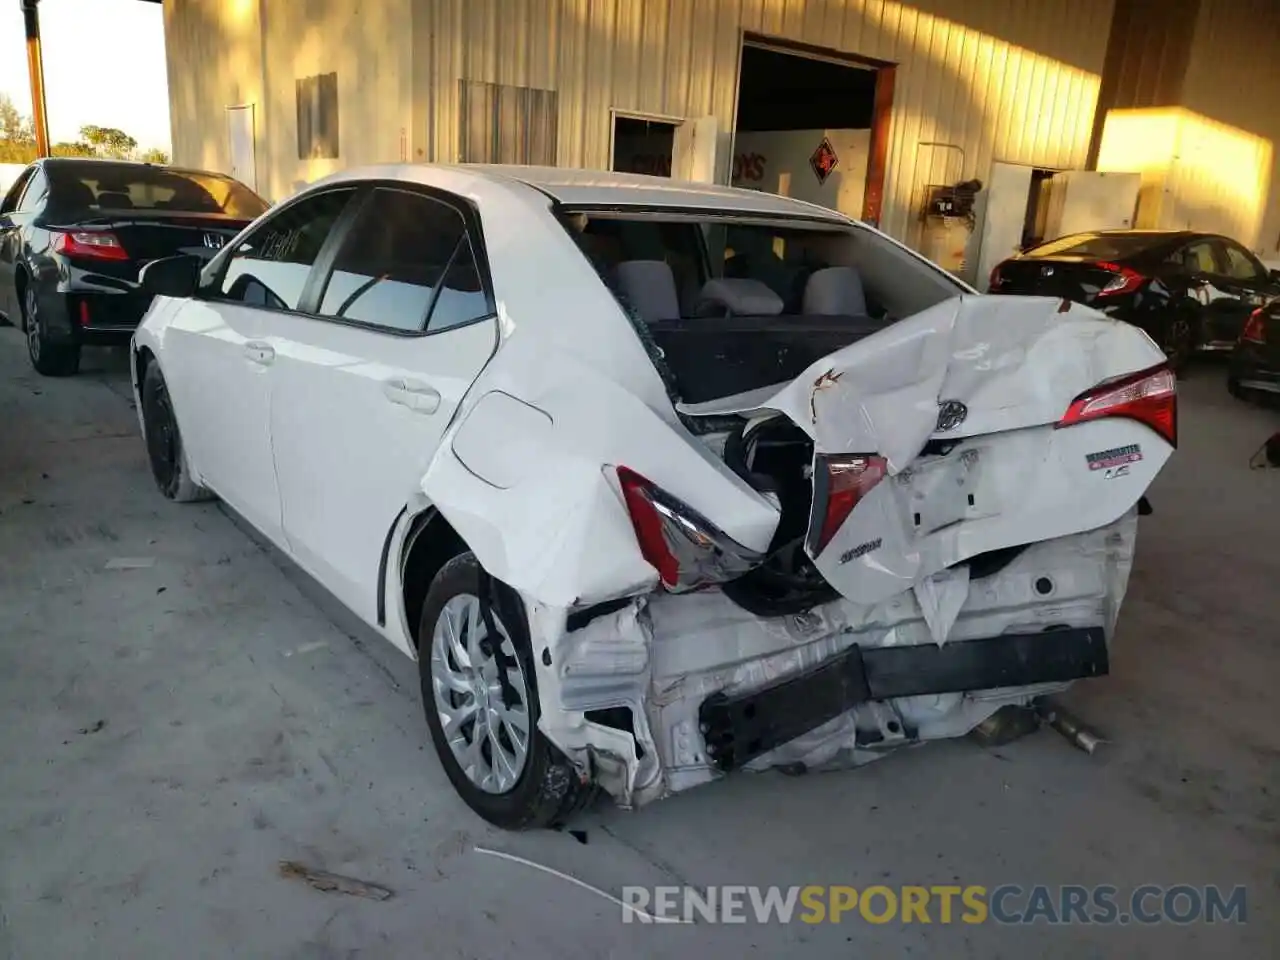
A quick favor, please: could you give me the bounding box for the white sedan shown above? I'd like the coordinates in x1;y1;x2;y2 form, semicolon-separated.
131;165;1175;829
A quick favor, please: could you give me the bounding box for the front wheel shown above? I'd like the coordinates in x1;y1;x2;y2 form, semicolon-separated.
25;285;80;377
140;361;211;502
1160;310;1195;377
418;553;592;829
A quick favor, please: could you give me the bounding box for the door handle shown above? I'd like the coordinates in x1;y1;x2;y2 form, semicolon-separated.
382;378;441;414
244;341;274;365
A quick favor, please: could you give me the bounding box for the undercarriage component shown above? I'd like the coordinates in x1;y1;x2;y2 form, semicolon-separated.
1035;698;1107;754
698;626;1108;771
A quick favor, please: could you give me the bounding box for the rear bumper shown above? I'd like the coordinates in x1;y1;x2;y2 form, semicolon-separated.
40;290;151;346
1229;346;1280;394
700;626;1107;771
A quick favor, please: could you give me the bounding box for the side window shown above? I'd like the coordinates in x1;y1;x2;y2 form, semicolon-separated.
1222;241;1264;281
316;188;489;333
0;168;33;214
218;188;355;310
16;168;48;213
1176;240;1218;275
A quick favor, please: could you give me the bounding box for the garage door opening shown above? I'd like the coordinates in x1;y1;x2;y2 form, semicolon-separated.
611;114;678;178
733;38;894;227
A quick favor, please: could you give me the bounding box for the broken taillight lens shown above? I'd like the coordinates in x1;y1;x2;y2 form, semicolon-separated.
616;466;764;592
1057;363;1177;448
806;453;889;556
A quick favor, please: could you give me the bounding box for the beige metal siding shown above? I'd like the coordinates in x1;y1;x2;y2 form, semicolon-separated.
1180;0;1280;254
410;0;1112;243
163;0;266;186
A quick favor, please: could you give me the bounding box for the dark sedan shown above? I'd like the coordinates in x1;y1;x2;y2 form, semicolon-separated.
1228;300;1280;403
0;158;268;376
988;230;1280;372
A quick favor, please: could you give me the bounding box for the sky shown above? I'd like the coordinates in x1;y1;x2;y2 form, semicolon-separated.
0;0;170;152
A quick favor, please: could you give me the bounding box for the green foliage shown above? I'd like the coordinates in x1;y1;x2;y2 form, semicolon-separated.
0;96;160;163
79;124;138;159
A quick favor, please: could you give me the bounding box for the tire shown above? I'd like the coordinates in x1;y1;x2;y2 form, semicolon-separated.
1160;309;1195;378
140;361;211;502
24;284;80;377
418;553;593;829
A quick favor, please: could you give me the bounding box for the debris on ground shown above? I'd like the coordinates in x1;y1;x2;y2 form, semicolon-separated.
969;704;1040;747
277;861;394;901
77;720;106;735
104;557;156;570
1035;699;1106;754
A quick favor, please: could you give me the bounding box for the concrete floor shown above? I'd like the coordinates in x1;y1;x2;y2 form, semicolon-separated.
0;327;1276;959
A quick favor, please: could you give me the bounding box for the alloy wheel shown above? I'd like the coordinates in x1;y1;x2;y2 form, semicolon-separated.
429;593;532;794
143;376;180;491
25;287;40;363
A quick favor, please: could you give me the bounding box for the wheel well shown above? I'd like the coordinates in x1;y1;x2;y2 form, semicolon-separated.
14;267;27;314
133;344;155;394
400;509;467;650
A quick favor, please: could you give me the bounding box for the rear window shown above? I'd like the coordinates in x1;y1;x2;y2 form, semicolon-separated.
1022;233;1164;260
46;163;268;218
560;210;964;325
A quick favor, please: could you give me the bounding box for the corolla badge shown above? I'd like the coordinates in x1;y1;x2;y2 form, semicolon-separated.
936;399;968;432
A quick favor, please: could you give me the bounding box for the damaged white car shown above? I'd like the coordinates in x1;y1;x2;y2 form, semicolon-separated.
130;165;1176;829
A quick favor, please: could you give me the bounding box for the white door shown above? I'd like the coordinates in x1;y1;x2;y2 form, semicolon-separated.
164;186;359;543
672;116;719;183
264;186;498;629
975;162;1033;291
1049;170;1141;238
227;105;257;192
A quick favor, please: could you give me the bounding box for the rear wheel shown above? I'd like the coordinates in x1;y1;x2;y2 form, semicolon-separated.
24;285;80;377
418;553;592;829
1160;310;1195;377
140;361;211;502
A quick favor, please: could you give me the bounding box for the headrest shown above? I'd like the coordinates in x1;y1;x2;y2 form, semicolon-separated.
802;266;867;316
613;260;681;322
696;278;784;317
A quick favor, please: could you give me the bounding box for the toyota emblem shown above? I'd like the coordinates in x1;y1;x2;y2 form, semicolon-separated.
936;400;968;432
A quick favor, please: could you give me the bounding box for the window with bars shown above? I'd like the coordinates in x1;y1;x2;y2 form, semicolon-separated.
296;72;340;160
458;80;558;165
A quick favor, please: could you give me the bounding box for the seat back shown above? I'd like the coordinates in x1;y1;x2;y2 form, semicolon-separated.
802;266;867;316
613;260;682;322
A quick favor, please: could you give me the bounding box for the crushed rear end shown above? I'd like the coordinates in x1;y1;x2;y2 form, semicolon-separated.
541;295;1174;805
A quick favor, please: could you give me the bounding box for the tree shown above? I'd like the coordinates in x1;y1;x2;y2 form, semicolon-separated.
79;124;138;159
0;94;34;144
138;147;169;164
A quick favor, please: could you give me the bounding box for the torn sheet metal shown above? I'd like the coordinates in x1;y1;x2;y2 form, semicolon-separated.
536;510;1138;807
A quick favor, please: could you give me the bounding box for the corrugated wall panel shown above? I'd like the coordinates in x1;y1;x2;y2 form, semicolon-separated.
169;0;1113;241
1179;0;1280;254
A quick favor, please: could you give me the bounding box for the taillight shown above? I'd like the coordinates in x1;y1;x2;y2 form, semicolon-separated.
988;264;1004;291
78;300;90;327
1057;363;1177;447
616;466;763;592
53;230;129;261
1093;261;1144;298
1241;308;1266;344
805;453;888;556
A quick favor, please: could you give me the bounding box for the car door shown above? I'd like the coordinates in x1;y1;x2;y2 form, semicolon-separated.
1164;237;1227;349
0;166;36;320
1211;238;1277;343
162;186;359;545
264;185;499;629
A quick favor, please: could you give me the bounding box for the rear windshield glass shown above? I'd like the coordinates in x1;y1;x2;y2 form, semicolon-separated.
559;210;964;326
1022;233;1164;260
47;163;268;218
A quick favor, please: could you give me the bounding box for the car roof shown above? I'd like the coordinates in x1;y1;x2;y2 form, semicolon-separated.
40;156;237;180
314;163;853;223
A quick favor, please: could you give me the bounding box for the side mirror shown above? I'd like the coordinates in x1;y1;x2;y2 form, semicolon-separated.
1269;268;1280;283
140;255;200;298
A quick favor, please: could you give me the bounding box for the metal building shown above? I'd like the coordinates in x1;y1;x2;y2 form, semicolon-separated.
161;0;1280;274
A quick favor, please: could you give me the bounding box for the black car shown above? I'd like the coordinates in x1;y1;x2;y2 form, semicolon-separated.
988;230;1280;371
0;158;268;376
1228;299;1280;403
